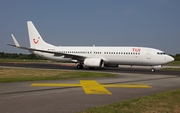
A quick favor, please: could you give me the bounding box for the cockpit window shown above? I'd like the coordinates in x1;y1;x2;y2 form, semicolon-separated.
157;52;166;55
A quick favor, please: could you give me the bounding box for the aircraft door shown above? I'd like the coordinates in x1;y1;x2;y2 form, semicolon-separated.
146;51;151;59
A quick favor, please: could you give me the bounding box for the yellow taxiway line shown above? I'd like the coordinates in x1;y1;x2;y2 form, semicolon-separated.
103;84;152;88
31;80;151;95
31;83;81;87
80;80;112;94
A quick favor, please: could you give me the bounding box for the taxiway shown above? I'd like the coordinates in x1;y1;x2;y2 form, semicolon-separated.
0;62;180;113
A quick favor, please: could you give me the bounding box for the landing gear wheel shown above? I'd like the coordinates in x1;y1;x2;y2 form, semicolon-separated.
151;68;155;72
77;64;83;69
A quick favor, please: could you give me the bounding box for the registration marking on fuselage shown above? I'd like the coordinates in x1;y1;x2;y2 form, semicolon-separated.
31;80;151;95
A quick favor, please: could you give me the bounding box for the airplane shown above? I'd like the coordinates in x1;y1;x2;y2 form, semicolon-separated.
8;21;174;72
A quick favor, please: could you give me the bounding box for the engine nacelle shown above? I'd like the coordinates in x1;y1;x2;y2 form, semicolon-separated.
84;58;103;67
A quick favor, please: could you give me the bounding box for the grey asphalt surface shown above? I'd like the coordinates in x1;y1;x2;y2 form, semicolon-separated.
0;62;180;113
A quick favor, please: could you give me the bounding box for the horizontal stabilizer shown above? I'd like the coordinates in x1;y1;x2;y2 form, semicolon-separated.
7;44;16;47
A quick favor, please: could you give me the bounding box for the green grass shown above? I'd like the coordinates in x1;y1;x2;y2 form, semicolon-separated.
0;68;115;82
162;68;180;71
80;89;180;113
165;61;180;66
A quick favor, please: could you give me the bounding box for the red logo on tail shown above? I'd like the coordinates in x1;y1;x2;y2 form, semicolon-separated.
33;37;40;44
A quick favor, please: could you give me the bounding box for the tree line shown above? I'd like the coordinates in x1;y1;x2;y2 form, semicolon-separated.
0;52;180;61
0;52;44;60
172;54;180;61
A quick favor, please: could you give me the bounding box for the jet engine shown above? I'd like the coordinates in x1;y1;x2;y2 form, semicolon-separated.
84;58;103;67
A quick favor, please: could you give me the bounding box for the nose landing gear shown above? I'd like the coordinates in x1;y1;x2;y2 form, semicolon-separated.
151;68;155;72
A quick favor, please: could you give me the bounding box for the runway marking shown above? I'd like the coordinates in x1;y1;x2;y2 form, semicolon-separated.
31;83;81;87
103;84;151;88
80;80;111;94
31;80;151;95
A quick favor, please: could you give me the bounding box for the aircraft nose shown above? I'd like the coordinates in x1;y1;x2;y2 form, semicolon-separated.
167;55;174;62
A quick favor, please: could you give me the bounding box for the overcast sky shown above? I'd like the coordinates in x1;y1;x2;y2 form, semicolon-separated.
0;0;180;55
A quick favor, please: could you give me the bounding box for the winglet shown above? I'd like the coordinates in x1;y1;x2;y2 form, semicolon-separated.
11;34;21;47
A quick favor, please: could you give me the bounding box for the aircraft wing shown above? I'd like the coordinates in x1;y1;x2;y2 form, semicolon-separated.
7;43;86;61
7;35;86;61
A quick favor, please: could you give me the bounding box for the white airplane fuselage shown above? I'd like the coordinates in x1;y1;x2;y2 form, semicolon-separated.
31;46;173;66
9;21;174;71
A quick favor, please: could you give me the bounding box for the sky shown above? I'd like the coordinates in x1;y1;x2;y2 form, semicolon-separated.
0;0;180;55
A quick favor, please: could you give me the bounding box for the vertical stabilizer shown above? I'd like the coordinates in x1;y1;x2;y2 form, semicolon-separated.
27;21;55;49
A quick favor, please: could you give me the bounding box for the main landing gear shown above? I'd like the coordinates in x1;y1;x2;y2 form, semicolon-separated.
77;64;83;69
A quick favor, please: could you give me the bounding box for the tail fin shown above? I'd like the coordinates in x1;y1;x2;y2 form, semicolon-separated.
27;21;55;49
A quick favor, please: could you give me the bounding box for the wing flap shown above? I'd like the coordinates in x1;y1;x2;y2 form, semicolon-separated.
54;53;85;60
